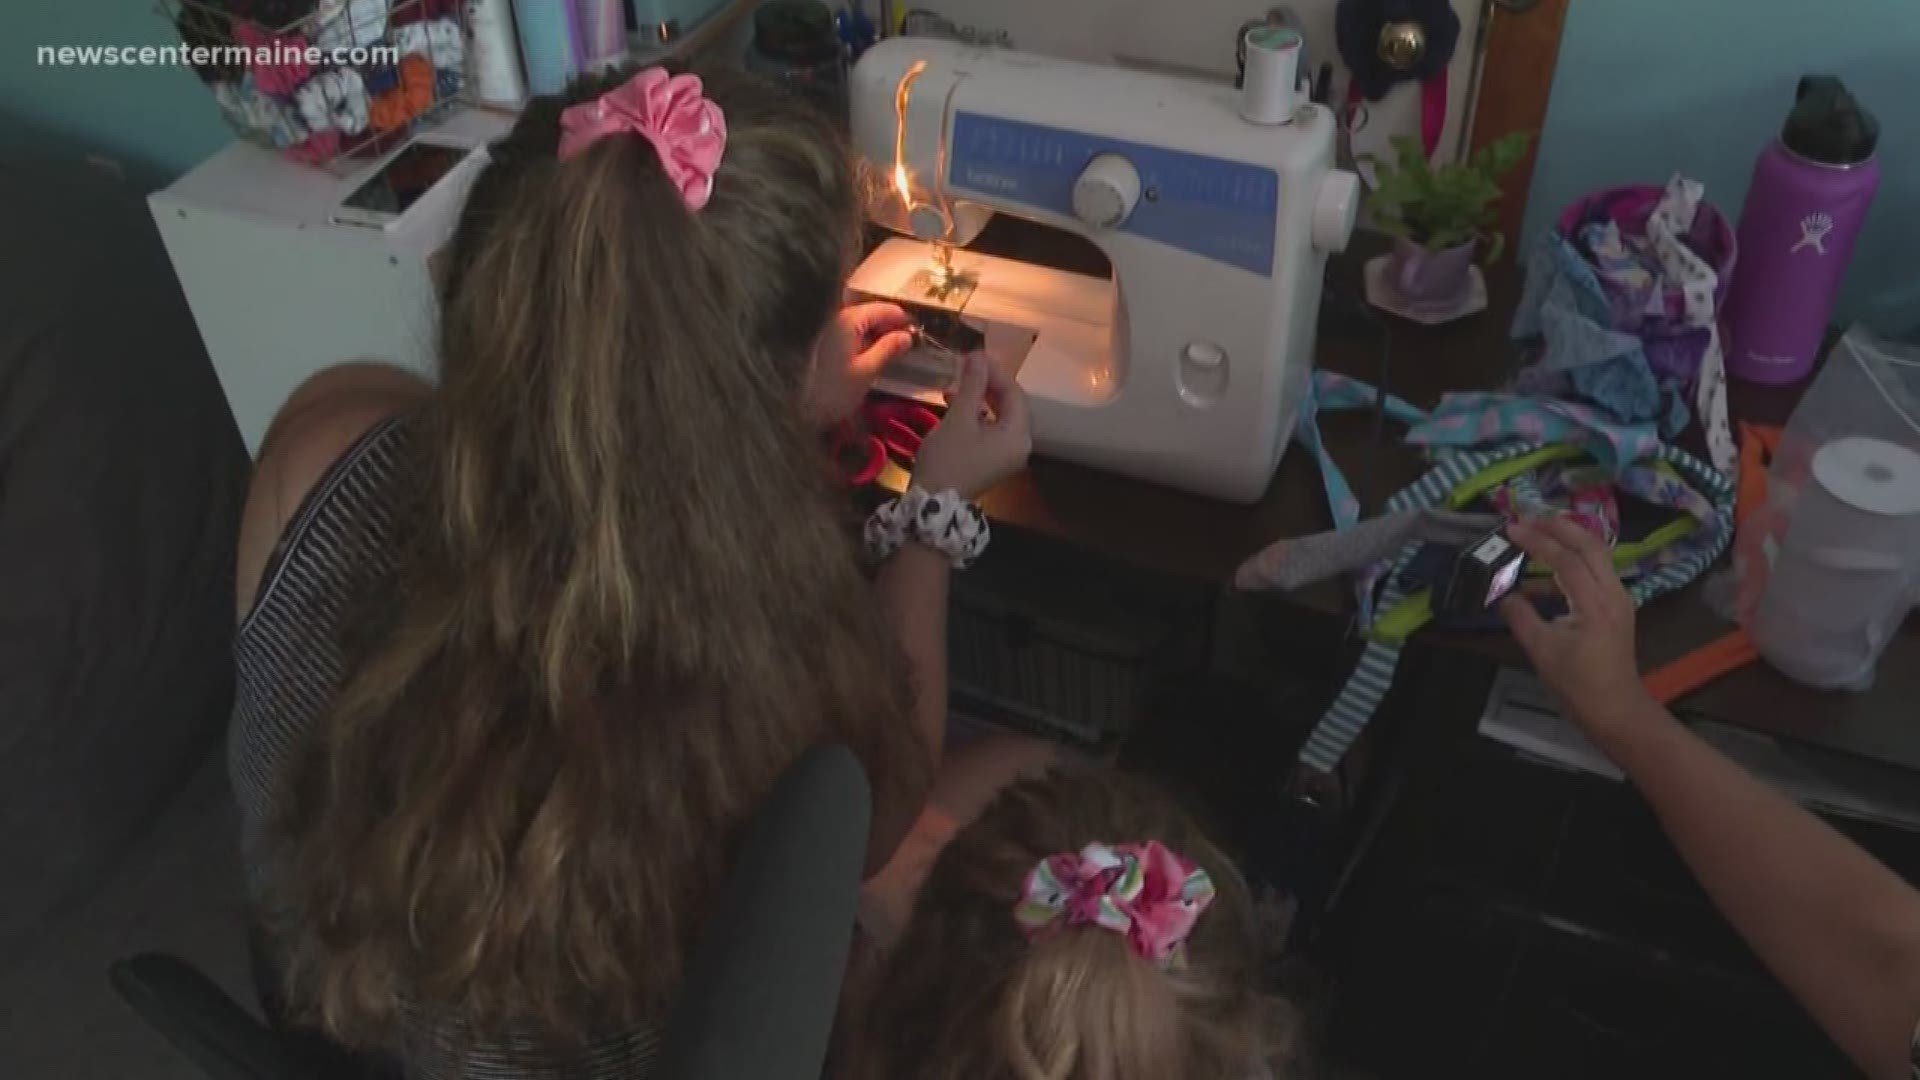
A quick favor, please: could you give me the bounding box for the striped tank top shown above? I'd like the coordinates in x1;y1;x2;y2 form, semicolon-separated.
230;414;661;1079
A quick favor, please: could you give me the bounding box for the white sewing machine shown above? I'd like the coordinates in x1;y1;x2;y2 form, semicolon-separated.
848;36;1359;503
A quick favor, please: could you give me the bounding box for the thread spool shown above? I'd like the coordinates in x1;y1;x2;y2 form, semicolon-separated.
1240;25;1301;126
1753;436;1920;689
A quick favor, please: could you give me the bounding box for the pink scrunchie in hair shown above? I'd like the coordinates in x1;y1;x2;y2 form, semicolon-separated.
234;20;312;97
557;67;728;212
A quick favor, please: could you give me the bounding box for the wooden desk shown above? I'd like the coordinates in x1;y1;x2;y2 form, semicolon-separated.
955;224;1920;772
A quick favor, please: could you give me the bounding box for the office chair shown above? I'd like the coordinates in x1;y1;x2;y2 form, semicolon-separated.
112;744;873;1080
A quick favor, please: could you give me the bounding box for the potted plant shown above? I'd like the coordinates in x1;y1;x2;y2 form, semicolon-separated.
1364;131;1533;310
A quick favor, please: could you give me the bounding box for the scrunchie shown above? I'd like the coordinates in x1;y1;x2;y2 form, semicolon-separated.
285;129;343;166
369;55;436;132
1014;841;1216;967
558;67;728;211
360;60;399;95
234;20;314;97
392;17;464;71
311;0;389;51
291;66;369;135
213;75;310;149
862;487;989;569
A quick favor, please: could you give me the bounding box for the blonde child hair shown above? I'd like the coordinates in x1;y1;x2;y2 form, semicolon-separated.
851;769;1306;1080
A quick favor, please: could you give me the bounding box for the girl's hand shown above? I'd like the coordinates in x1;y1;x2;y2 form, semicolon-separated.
911;353;1031;499
807;302;915;427
1498;515;1655;752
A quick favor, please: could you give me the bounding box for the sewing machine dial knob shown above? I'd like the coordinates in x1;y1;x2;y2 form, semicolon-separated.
1071;154;1142;228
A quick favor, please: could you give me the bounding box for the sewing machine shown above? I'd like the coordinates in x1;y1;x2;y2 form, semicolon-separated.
847;37;1359;503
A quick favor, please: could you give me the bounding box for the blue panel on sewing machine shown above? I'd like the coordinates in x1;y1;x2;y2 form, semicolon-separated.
948;112;1279;276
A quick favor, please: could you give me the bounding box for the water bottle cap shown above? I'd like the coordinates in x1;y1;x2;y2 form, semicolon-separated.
1782;75;1879;166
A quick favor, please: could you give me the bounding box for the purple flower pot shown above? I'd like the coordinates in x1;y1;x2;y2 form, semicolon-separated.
1388;236;1476;306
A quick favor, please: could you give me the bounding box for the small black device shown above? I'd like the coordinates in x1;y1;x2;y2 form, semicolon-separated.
331;139;469;226
1436;529;1527;616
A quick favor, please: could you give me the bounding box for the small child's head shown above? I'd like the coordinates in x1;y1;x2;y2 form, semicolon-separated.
855;770;1298;1080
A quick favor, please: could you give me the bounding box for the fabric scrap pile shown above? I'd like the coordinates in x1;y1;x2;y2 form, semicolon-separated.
1512;175;1739;476
1239;369;1735;777
1234;179;1759;780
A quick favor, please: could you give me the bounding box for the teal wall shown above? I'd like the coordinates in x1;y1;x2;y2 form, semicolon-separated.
1;1;230;187
4;0;1915;329
1525;0;1919;332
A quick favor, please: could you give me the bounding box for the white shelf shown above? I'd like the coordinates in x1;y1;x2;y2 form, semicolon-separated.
153;108;515;229
148;107;515;454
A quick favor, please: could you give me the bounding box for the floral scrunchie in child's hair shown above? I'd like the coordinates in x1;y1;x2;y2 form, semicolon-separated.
1014;841;1216;967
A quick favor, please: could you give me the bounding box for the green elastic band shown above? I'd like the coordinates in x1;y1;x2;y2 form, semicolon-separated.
1442;444;1585;510
1365;450;1700;645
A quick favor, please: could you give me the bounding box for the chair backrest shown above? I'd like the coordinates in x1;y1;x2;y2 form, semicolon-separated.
108;953;358;1080
112;743;873;1080
657;743;873;1080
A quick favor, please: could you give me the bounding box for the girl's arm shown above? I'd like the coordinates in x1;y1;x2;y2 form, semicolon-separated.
237;362;431;620
859;734;1065;947
1503;517;1920;1079
1600;696;1920;1080
876;543;951;762
877;354;1033;764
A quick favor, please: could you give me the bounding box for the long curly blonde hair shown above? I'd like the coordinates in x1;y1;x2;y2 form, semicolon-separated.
269;66;929;1049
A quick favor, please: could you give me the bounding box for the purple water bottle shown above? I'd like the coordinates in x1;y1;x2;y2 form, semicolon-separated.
1724;77;1881;385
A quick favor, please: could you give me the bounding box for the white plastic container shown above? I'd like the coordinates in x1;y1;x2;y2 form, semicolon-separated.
465;0;529;107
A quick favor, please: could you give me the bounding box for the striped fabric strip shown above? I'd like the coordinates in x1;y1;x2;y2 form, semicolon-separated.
1295;441;1732;775
231;414;664;1079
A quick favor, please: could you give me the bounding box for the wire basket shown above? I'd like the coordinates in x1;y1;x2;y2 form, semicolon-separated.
158;0;469;173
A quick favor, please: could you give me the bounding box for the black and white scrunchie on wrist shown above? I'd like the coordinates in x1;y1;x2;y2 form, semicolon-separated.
863;487;990;569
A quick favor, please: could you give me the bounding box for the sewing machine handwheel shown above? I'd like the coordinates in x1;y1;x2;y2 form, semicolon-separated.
1072;153;1142;229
